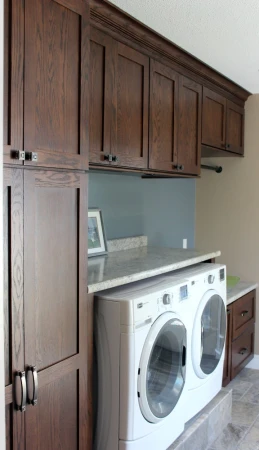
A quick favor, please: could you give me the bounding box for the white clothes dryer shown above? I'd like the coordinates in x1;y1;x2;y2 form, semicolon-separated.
94;275;193;450
164;263;227;422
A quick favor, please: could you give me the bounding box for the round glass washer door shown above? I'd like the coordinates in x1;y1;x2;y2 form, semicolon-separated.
137;312;187;424
192;290;226;379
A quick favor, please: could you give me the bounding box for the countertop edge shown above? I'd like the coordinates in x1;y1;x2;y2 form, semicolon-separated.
227;283;258;306
87;250;221;294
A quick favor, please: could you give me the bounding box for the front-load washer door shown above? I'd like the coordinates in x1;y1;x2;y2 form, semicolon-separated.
192;290;226;379
138;312;187;424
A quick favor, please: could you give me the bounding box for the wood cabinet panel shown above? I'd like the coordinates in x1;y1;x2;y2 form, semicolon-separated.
226;100;244;155
23;170;91;449
23;0;89;170
5;405;11;450
4;168;25;450
232;290;255;340
90;28;113;165
3;0;24;165
112;43;149;168
25;372;78;450
149;59;178;172
202;87;226;149
223;306;232;387
231;325;254;379
178;76;202;175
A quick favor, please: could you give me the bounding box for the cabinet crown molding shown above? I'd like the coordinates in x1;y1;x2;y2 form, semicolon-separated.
90;0;250;103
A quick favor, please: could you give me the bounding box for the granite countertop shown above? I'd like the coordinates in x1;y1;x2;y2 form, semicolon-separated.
227;281;258;306
87;246;221;293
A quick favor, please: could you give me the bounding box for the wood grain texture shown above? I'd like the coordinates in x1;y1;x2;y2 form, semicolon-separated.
4;0;24;165
24;170;91;449
24;0;89;170
3;182;11;387
202;87;227;149
226;100;244;155
4;168;25;449
113;42;149;168
222;305;232;387
25;372;78;450
90;28;113;164
149;59;178;172
178;75;202;175
5;405;12;450
90;0;250;102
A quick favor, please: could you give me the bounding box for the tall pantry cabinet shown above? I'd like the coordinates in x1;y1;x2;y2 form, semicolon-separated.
4;1;92;449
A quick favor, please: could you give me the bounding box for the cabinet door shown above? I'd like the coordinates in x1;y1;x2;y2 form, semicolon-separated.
4;0;24;165
111;42;149;168
178;76;202;175
23;0;89;170
202;87;227;150
89;28;114;165
226;100;244;155
149;59;178;172
4;169;25;449
222;306;232;387
24;170;92;450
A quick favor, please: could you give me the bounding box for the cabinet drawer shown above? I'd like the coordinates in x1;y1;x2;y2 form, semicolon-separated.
231;325;254;379
232;290;256;340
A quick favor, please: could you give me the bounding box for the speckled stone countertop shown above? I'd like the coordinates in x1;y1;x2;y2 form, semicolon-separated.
87;247;221;293
227;281;258;306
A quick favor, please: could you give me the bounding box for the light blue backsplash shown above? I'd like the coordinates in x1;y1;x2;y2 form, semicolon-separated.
88;171;195;248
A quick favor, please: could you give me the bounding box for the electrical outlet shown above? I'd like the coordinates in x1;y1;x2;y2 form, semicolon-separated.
183;239;187;249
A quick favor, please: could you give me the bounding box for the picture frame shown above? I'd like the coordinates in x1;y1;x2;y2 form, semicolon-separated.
88;209;108;257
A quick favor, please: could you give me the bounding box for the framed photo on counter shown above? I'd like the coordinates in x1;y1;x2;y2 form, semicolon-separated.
88;209;107;257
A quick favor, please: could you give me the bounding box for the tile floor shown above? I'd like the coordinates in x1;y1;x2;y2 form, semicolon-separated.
208;368;259;449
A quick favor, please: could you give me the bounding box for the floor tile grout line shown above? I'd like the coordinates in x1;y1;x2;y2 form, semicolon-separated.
236;410;259;448
237;384;256;402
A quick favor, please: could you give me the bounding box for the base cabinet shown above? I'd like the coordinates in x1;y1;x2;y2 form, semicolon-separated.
4;168;92;450
223;290;256;387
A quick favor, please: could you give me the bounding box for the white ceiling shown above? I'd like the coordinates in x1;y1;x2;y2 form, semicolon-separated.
108;0;259;94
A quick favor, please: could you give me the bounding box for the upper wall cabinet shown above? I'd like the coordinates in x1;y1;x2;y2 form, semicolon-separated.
202;87;244;156
149;60;179;173
4;0;89;170
90;28;149;169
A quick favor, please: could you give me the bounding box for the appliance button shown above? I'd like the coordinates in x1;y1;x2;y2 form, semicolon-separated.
163;293;171;305
208;275;215;284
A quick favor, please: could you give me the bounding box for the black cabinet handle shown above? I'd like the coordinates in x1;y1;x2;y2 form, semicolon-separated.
16;371;27;412
25;152;38;162
227;309;231;315
112;155;119;163
11;150;25;161
238;347;248;355
27;365;38;406
226;144;230;149
104;153;113;162
173;164;185;171
241;310;249;317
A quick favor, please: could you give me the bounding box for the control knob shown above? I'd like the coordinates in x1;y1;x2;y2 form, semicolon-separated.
208;275;215;284
163;293;171;305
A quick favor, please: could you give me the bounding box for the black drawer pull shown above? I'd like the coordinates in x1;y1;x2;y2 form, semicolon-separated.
238;347;248;355
241;310;249;317
15;371;27;412
227;309;231;315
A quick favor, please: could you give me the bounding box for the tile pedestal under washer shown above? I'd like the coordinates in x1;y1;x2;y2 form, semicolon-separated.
94;275;193;450
164;264;227;423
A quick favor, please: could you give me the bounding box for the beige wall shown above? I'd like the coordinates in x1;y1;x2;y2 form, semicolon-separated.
196;94;259;352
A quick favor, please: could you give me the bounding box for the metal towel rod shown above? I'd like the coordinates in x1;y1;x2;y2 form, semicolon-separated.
201;164;223;173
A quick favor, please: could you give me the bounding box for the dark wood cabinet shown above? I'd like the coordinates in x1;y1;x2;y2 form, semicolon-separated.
178;76;202;176
202;87;244;156
202;87;227;150
226;100;244;155
4;168;92;450
4;0;89;170
223;290;256;387
90;28;149;169
149;59;178;172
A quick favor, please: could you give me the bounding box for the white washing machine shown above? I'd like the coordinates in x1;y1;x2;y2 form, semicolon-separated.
94;275;193;450
164;263;227;422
